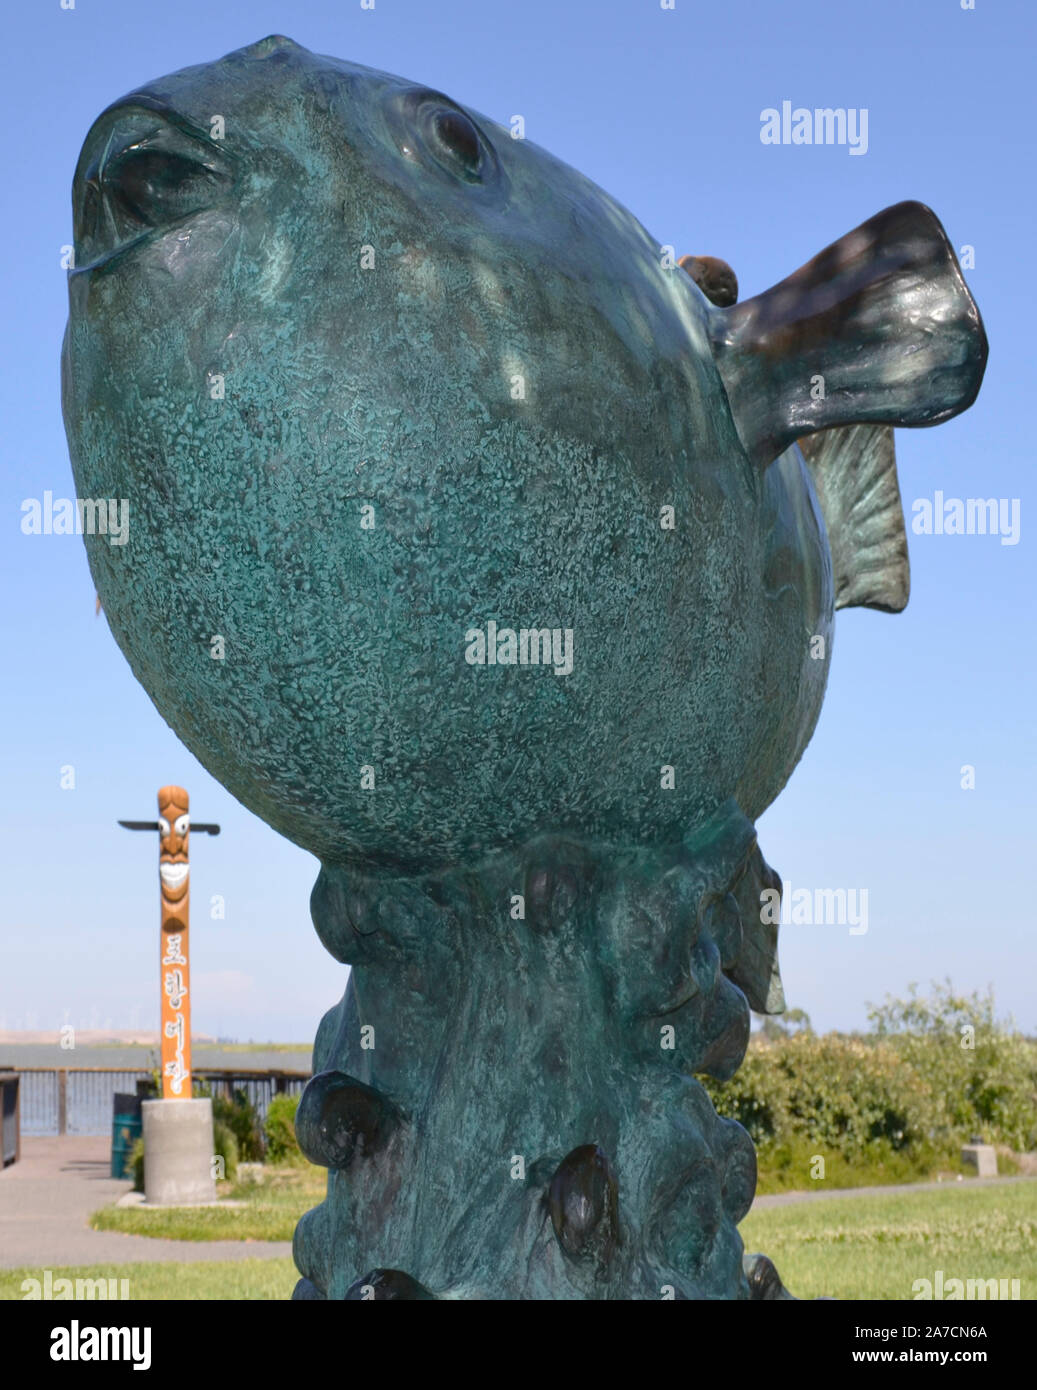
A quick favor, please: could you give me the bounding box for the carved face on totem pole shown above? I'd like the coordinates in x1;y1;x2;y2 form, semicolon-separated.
157;785;189;927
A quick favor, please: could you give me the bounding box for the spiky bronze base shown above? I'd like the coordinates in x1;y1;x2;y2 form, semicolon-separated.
292;800;791;1299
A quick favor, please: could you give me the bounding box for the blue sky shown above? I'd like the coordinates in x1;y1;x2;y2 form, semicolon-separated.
2;0;1034;1041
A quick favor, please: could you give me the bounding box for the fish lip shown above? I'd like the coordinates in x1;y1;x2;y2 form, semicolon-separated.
69;99;240;277
69;231;154;277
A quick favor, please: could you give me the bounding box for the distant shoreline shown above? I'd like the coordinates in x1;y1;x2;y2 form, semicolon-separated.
0;1030;310;1050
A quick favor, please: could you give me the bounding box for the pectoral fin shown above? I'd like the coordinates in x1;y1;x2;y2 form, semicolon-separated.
798;423;910;613
709;201;988;471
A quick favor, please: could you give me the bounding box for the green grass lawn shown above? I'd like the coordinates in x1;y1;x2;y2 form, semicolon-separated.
741;1181;1037;1300
89;1163;326;1242
42;1169;1035;1301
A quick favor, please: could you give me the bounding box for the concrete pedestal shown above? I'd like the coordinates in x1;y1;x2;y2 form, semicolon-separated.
961;1143;998;1177
142;1098;217;1206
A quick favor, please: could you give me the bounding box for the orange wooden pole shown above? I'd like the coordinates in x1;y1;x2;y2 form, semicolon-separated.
157;786;191;1099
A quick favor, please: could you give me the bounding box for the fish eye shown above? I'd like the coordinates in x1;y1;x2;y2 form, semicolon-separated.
393;90;498;187
427;108;482;179
158;816;171;837
174;813;190;836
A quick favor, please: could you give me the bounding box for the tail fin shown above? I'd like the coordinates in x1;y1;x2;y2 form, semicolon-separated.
707;201;988;472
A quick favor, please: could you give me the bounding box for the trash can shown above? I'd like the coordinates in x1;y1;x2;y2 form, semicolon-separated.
111;1092;142;1179
0;1073;19;1167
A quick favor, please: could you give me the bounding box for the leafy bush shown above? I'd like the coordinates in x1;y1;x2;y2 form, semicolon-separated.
192;1080;265;1162
704;1033;940;1162
868;981;1037;1152
212;1119;239;1182
265;1093;302;1164
702;981;1037;1186
212;1089;265;1162
129;1136;145;1193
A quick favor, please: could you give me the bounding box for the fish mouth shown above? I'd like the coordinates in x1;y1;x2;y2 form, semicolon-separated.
160;863;189;892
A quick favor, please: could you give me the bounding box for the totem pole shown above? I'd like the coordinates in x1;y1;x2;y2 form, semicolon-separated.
157;786;192;1097
119;789;220;1202
68;38;987;1294
119;788;220;1097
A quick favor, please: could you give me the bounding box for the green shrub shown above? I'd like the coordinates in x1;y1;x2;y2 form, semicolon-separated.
704;1033;939;1163
867;981;1037;1152
212;1088;265;1162
702;981;1037;1187
129;1137;145;1193
192;1080;265;1162
212;1120;239;1182
265;1093;302;1164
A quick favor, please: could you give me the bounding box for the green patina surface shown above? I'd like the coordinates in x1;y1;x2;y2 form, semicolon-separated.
63;36;986;1298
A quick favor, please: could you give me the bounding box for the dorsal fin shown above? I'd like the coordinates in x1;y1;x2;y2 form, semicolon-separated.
798;423;909;613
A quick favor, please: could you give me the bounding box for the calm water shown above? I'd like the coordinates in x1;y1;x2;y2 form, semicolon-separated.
0;1044;311;1071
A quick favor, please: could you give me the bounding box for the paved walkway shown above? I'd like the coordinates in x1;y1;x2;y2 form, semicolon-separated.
752;1173;1037;1209
0;1137;292;1268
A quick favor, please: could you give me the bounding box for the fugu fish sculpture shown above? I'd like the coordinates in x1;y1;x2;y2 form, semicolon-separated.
63;36;987;1300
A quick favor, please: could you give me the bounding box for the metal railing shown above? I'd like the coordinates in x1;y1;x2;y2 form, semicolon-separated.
2;1067;309;1137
